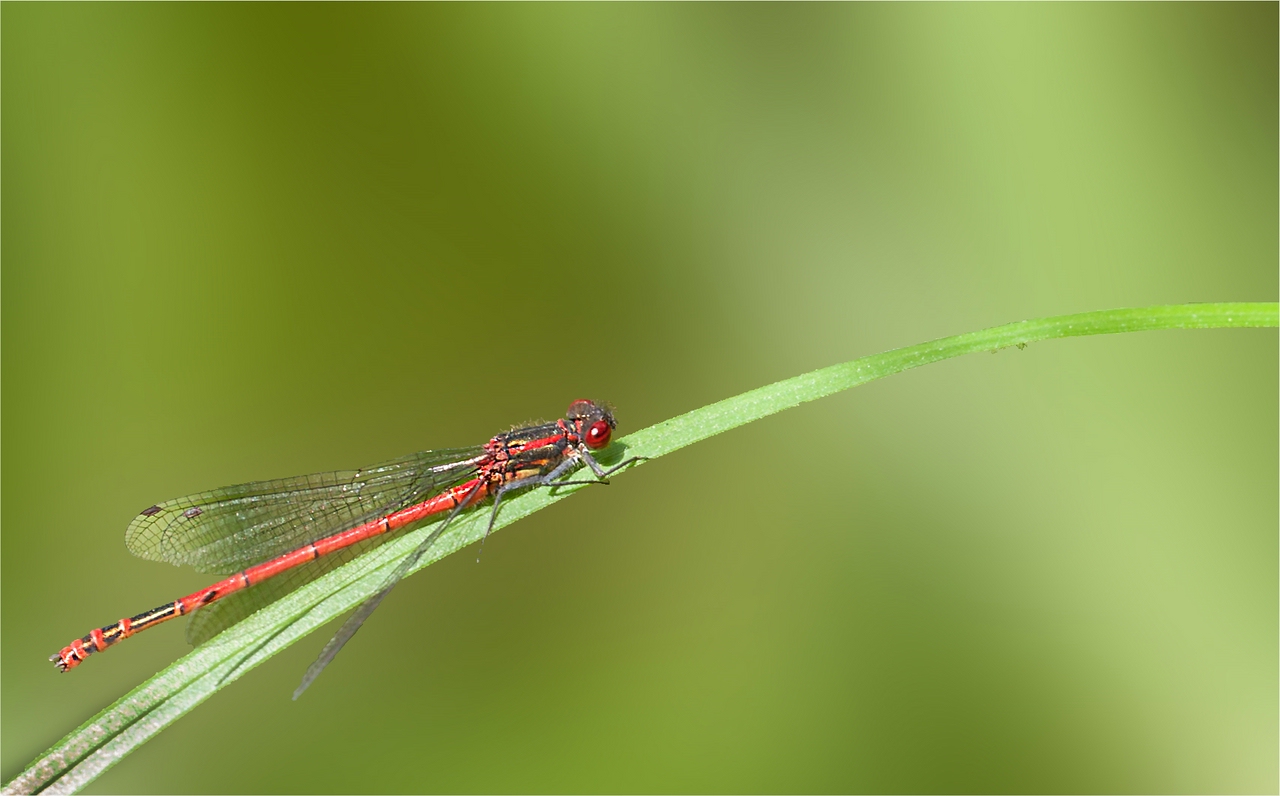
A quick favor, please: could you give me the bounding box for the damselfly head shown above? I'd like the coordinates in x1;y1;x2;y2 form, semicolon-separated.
566;399;615;449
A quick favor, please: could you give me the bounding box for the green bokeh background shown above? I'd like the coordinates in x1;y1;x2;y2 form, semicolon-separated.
3;4;1276;793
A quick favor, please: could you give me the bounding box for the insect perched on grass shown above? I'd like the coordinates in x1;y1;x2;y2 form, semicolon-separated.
52;400;642;698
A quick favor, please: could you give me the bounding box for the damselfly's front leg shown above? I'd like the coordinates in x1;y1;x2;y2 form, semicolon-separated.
477;451;647;560
566;446;647;485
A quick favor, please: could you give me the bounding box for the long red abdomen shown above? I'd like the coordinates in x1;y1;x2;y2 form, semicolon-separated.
51;476;494;671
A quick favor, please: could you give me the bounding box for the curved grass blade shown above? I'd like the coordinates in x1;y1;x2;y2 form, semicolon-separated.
6;302;1276;795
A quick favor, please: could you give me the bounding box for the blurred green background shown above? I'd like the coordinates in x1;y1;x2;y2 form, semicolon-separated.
3;4;1276;793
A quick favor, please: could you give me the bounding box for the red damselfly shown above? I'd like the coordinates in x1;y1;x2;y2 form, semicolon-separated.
52;400;641;697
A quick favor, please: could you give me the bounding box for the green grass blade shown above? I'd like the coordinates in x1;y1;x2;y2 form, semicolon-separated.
6;302;1275;795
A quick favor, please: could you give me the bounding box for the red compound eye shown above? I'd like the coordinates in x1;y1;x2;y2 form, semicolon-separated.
585;420;612;449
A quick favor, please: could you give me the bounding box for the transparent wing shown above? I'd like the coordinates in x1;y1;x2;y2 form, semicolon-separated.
125;446;485;574
291;491;472;699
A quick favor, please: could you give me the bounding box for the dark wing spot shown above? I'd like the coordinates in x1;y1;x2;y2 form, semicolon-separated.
141;505;163;516
183;507;204;519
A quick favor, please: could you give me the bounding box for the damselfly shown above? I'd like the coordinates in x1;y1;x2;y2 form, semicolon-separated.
51;400;641;697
